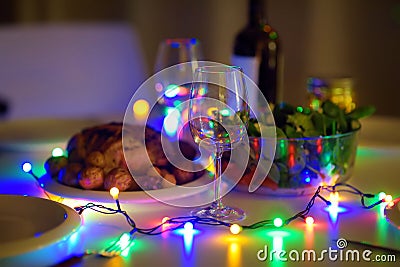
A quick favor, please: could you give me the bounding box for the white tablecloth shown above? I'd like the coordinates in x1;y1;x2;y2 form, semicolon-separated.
0;116;399;267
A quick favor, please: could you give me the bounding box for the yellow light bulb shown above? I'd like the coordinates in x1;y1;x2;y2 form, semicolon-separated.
161;217;170;224
109;187;120;200
305;216;315;225
384;195;393;203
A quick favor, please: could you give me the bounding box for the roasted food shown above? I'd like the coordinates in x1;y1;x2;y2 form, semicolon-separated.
46;122;205;191
104;167;139;191
45;156;68;176
85;151;105;168
58;162;82;187
78;166;104;190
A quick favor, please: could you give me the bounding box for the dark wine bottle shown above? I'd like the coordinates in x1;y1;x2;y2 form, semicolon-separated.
231;0;280;107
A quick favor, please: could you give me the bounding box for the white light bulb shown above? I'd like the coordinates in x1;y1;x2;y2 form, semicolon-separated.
22;162;32;173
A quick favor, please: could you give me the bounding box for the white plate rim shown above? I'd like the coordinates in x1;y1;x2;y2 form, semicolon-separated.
0;195;81;258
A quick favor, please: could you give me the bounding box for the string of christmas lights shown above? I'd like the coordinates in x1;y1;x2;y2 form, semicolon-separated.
22;160;395;255
73;184;393;235
22;161;52;200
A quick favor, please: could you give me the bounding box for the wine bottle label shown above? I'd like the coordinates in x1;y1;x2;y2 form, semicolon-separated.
231;55;260;112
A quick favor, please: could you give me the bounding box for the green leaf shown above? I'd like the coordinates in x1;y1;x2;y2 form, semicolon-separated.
284;125;303;138
246;100;374;138
287;112;315;133
346;105;376;120
276;127;287;138
247;119;261;137
322;100;341;118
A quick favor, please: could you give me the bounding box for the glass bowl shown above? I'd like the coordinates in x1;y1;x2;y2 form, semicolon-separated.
236;129;359;196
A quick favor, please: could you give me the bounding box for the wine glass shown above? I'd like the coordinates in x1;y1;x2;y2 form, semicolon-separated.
154;38;202;72
152;38;203;135
188;65;249;222
154;38;202;106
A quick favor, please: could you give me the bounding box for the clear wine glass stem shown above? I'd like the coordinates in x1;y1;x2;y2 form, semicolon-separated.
213;146;224;210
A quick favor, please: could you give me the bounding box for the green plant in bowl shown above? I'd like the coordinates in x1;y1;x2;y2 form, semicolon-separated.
238;100;375;195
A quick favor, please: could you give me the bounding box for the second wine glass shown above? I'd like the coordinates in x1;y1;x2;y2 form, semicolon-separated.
189;65;249;222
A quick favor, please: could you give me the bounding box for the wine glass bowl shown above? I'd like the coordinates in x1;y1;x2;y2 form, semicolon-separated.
153;38;203;127
155;38;202;72
152;38;203;139
188;65;249;222
189;87;248;150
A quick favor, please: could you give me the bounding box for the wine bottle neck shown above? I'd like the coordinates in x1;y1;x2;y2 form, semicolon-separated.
248;0;267;27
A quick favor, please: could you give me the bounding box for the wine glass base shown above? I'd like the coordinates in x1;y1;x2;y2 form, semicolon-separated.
191;204;246;222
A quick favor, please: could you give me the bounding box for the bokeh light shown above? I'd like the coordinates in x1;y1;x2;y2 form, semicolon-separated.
198;87;207;96
133;99;150;120
155;82;163;92
220;108;230;117
163;108;181;136
165;84;180;98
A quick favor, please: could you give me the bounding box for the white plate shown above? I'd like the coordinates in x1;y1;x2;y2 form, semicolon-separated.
40;173;212;204
0;195;81;266
385;197;400;230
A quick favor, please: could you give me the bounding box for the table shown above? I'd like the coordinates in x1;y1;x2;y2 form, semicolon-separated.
0;116;399;266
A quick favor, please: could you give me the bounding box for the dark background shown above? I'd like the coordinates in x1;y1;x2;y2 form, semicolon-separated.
1;0;399;117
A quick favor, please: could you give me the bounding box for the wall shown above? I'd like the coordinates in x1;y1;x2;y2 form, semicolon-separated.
128;0;400;117
2;0;400;117
127;0;247;69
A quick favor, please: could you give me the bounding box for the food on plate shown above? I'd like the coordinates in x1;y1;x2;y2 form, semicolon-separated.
85;151;105;168
78;166;104;190
171;161;197;185
104;167;140;191
57;162;82;187
45;122;205;191
44;156;68;177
